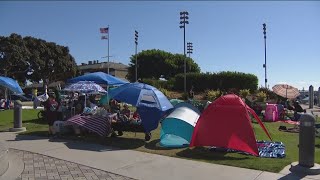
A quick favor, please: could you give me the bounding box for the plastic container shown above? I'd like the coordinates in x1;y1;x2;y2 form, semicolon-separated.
265;104;278;121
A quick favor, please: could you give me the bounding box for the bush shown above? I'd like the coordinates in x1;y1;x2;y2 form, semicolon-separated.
180;92;189;100
239;89;251;98
258;87;278;100
143;79;173;90
189;100;206;113
256;91;267;102
173;71;258;92
205;90;221;101
158;87;171;98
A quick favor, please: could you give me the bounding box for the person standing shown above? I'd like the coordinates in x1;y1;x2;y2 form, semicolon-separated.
189;86;194;100
44;93;58;136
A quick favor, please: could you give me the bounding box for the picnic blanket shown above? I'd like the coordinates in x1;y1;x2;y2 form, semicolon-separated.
276;120;300;125
209;141;286;158
257;141;285;158
65;114;112;137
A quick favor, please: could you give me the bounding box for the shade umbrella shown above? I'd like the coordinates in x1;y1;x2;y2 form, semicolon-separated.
0;76;23;94
64;81;107;107
109;82;173;111
64;81;107;95
109;82;174;132
272;84;300;99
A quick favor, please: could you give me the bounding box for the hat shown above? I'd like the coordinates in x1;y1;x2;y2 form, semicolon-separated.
124;103;128;107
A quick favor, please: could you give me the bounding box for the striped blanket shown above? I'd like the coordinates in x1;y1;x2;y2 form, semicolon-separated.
65;114;112;137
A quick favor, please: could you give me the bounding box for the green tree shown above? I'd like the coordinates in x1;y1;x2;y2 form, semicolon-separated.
0;33;31;83
0;33;78;85
127;49;200;82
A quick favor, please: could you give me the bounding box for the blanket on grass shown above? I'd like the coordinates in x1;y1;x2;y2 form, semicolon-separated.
276;120;300;125
209;141;285;158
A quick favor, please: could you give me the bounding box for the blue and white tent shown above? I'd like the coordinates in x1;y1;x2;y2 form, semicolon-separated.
160;102;200;148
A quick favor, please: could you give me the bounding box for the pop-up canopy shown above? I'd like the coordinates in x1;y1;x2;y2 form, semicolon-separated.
67;72;128;86
0;76;23;94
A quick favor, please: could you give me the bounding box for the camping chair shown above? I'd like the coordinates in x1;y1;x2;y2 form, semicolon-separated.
111;113;144;137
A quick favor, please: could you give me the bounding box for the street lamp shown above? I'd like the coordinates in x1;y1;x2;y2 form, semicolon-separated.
180;11;189;93
262;23;267;88
135;30;139;82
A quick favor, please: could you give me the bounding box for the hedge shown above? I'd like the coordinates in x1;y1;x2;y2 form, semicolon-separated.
173;71;258;92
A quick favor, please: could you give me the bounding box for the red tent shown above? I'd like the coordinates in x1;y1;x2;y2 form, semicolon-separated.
190;94;272;156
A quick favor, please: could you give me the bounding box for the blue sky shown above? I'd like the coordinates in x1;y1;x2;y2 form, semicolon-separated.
1;1;319;90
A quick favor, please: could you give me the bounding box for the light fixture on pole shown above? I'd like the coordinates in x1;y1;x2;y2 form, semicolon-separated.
180;11;189;93
187;42;193;58
100;26;110;74
135;30;138;82
187;42;193;71
262;23;267;88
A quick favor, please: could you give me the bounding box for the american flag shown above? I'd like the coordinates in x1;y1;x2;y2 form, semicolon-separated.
101;36;108;40
100;27;108;33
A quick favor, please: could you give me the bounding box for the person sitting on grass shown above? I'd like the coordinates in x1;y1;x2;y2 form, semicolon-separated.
119;103;131;122
131;110;141;123
110;103;131;137
109;99;121;113
292;101;306;121
74;95;86;115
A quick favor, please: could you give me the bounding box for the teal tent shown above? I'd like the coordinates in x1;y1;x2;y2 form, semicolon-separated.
160;102;200;148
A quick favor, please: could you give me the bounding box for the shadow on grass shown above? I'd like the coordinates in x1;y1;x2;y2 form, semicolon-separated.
176;147;249;161
15;131;146;151
144;139;188;150
23;118;47;125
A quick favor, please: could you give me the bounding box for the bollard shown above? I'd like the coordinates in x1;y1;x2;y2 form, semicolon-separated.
299;114;315;168
309;85;314;109
9;100;26;132
13;100;22;128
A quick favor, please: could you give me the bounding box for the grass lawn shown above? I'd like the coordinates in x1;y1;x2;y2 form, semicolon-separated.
0;109;48;134
1;109;320;173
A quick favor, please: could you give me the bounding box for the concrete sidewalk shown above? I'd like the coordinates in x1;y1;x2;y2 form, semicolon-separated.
1;132;317;180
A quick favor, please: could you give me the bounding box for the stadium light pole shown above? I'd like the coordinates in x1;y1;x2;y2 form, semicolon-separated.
135;30;138;82
263;23;267;88
180;11;189;93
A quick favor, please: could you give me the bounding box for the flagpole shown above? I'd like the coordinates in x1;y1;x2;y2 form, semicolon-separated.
107;25;110;74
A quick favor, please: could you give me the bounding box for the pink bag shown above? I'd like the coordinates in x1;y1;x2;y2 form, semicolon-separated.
265;104;278;121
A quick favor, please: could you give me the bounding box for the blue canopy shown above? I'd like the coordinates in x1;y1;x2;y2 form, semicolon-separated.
0;76;23;94
67;72;128;86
